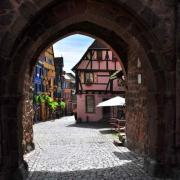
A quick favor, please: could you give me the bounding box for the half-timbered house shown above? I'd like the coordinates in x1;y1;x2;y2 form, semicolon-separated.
72;40;125;122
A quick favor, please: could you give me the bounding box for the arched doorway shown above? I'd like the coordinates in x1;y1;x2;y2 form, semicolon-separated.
0;0;176;179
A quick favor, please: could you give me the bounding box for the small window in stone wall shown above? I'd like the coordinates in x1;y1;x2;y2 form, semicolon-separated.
86;95;95;113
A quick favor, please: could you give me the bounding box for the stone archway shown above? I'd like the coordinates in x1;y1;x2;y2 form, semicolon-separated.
0;0;177;179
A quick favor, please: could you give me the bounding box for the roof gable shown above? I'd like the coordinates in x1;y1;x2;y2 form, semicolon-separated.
72;40;109;71
89;40;108;50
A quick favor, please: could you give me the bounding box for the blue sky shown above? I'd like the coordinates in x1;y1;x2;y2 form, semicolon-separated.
53;34;94;73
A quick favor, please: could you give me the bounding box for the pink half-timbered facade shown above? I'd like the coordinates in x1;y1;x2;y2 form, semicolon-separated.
72;40;125;122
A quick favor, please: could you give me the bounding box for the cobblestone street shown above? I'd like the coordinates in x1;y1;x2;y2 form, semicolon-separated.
24;116;165;180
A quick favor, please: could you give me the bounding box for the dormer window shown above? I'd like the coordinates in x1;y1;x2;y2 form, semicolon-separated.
84;72;94;84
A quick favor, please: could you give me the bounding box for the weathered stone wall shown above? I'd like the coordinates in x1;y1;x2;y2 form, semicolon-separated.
175;2;180;175
0;0;178;179
126;38;148;155
22;70;34;154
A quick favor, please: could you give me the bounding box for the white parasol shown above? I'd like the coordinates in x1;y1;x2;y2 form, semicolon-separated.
96;96;125;107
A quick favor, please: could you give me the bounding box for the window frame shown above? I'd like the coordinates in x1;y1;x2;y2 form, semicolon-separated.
84;72;94;84
86;95;95;113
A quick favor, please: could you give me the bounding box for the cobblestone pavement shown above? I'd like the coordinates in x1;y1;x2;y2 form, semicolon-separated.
24;116;168;180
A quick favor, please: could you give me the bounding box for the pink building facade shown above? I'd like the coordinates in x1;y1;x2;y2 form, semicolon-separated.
61;72;76;115
72;40;125;122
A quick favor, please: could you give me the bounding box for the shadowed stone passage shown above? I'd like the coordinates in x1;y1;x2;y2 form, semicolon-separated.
0;1;178;178
24;116;166;180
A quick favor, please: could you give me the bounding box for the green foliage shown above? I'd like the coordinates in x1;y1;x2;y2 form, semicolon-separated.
34;94;59;111
39;95;46;103
48;101;59;111
58;101;66;109
34;94;47;104
44;95;53;103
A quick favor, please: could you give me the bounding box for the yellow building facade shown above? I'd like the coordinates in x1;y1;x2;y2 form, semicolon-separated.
43;46;56;99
